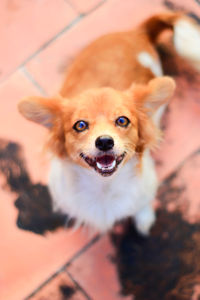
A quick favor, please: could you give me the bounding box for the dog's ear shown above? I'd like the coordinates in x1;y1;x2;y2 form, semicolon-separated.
18;96;64;128
127;77;175;155
18;95;68;158
144;77;176;112
128;76;175;114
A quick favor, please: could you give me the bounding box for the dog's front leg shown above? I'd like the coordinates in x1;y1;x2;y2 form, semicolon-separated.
134;204;156;236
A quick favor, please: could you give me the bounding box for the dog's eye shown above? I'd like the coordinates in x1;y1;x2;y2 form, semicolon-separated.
115;116;130;127
73;120;88;132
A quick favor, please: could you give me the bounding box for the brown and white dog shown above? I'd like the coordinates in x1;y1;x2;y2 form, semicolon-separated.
18;12;200;234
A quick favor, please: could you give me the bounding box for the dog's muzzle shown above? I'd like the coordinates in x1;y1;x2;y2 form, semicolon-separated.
80;151;126;176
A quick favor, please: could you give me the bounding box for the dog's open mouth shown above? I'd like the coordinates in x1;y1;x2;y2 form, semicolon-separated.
80;152;126;176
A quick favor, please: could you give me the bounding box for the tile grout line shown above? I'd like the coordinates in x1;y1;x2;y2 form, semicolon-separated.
21;15;83;67
0;15;83;87
0;0;108;87
21;0;108;66
25;234;101;299
21;66;47;96
65;0;108;16
160;146;200;184
61;234;101;268
87;0;108;15
65;268;93;300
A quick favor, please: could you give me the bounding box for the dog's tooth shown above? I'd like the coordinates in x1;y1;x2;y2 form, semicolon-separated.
97;162;103;169
97;160;116;171
107;160;116;170
111;160;116;168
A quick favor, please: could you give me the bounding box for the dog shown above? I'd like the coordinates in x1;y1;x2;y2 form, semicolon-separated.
18;12;200;235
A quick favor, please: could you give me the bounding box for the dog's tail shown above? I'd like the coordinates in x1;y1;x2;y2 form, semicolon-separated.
140;12;200;71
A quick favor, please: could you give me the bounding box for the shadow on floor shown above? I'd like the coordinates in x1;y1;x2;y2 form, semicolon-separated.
0;139;70;234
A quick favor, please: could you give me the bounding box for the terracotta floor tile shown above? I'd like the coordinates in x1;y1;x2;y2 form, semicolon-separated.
69;0;105;14
67;149;200;299
154;61;200;180
0;0;77;81
26;0;165;95
0;70;48;183
29;271;87;300
0;71;91;300
0;186;90;300
158;147;200;224
67;235;132;300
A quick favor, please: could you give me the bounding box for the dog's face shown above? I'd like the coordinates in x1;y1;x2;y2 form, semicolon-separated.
18;77;175;177
63;88;138;176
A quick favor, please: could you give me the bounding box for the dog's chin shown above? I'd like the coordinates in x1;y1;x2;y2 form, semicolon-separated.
80;151;126;177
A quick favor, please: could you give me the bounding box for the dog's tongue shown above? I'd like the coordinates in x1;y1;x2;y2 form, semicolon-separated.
96;155;115;167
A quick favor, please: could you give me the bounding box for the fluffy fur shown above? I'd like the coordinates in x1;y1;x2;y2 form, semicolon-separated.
18;12;200;234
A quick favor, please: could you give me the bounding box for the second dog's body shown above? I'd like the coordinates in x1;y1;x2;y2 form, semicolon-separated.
18;12;200;234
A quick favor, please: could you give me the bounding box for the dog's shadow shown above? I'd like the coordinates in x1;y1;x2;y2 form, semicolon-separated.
0;139;70;234
111;210;200;300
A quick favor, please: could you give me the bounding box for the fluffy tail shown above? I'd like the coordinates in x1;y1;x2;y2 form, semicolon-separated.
140;12;200;71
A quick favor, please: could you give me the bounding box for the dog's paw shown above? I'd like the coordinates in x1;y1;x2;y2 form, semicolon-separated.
135;206;156;236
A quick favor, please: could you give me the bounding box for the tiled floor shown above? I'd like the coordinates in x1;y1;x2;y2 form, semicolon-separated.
1;0;200;299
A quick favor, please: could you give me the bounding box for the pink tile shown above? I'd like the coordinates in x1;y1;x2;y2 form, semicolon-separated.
155;71;200;181
29;271;87;300
192;284;200;300
0;0;77;81
0;70;48;183
0;71;91;300
67;236;131;300
26;0;165;95
70;0;104;14
0;186;90;300
158;147;200;223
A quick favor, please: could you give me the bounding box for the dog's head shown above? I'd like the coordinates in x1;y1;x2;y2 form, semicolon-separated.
18;77;175;177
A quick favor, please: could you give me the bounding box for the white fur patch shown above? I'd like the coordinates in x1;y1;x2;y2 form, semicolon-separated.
48;151;158;233
137;51;166;125
152;103;167;127
174;19;200;70
137;51;163;76
134;204;156;235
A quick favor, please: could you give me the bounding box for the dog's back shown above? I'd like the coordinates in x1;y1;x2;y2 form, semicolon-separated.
60;12;200;97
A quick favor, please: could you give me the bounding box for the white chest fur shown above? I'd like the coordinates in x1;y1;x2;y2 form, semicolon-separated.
48;151;158;232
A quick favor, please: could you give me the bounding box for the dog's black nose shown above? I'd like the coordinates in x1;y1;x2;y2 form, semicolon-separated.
95;135;114;151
